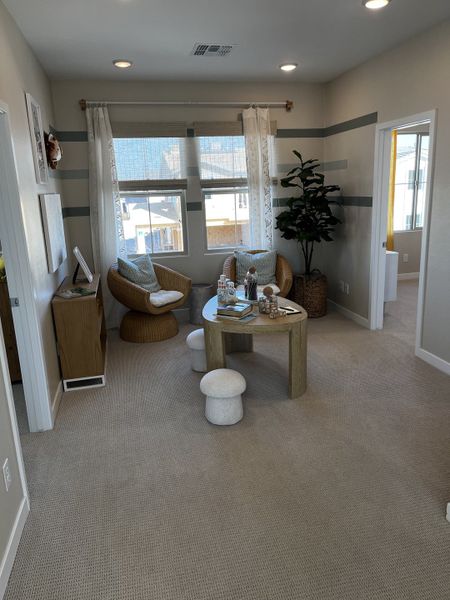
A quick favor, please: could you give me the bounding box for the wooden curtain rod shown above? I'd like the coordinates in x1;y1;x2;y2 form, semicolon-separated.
79;99;293;112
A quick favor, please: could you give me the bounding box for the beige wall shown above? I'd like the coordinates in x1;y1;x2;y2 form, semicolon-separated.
324;19;450;362
394;231;422;275
51;80;325;283
0;1;67;419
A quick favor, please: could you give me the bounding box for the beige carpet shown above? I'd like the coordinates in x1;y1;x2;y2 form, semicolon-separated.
5;282;450;600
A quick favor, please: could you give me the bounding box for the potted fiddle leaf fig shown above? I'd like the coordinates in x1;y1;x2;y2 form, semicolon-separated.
275;151;341;317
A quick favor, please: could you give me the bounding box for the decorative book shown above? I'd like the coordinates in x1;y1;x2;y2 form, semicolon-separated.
216;302;253;319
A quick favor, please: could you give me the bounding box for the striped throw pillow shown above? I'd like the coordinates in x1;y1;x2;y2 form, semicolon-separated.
118;255;161;293
234;250;277;285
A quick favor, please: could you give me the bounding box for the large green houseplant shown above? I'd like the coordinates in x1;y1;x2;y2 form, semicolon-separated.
275;151;341;317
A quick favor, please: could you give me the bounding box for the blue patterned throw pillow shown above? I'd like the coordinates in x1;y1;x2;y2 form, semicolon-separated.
234;250;277;285
118;255;161;292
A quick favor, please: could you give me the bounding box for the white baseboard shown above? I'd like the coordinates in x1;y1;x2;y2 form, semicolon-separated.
416;347;450;376
327;300;370;329
398;272;420;280
0;497;29;599
51;380;63;425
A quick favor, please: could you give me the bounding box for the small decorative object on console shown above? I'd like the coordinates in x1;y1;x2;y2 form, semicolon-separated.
259;285;287;319
245;266;258;301
218;274;239;305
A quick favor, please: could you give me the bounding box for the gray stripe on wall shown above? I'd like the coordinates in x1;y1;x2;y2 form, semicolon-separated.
186;202;202;211
321;159;348;171
55;130;88;142
324;113;378;137
277;128;324;138
62;206;91;218
276;112;378;139
51;169;89;180
272;197;290;208
273;196;372;208
277;160;348;174
340;196;373;207
187;166;200;177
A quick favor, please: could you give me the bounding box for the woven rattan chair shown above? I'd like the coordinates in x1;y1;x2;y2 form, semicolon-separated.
223;250;293;298
107;263;192;343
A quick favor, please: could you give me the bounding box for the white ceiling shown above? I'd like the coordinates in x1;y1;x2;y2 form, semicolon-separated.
4;0;450;82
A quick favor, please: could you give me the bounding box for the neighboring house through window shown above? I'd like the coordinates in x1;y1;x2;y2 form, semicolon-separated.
113;136;187;256
197;135;250;251
113;128;261;254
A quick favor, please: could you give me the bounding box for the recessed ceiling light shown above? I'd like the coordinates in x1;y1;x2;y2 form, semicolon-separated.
363;0;391;9
113;59;133;69
280;63;298;72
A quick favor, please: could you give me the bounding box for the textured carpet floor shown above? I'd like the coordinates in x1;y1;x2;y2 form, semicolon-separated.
6;282;450;600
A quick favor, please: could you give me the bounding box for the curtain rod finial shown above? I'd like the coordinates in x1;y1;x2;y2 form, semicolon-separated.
286;100;293;112
79;99;87;111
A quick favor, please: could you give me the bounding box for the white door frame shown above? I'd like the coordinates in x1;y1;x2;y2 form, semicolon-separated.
0;100;53;431
369;110;437;355
0;323;29;600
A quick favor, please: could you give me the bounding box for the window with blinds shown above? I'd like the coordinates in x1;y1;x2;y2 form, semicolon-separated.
113;136;188;256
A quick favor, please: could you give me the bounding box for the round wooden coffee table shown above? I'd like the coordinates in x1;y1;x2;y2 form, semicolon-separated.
202;296;308;399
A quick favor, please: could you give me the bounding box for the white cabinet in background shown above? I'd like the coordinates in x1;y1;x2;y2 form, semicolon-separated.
385;250;399;302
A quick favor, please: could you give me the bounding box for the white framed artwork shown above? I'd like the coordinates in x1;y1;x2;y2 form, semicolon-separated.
73;246;93;283
39;193;67;273
25;93;48;184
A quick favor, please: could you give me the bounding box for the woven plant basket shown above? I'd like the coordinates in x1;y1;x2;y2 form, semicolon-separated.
291;272;328;318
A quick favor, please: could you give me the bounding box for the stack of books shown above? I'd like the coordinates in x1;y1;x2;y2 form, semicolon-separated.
216;302;253;320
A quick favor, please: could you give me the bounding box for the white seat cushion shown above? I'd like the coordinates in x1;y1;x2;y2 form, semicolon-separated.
236;283;281;296
149;289;184;307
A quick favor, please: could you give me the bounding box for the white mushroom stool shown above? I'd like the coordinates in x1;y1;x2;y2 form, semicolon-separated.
186;329;207;372
200;369;246;425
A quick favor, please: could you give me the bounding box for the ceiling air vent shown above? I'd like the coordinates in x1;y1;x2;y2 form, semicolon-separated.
191;43;234;57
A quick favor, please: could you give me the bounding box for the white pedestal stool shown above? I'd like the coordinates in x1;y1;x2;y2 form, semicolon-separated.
200;368;246;425
186;329;207;372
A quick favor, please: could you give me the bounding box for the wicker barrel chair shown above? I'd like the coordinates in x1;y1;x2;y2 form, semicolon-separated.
108;263;192;343
223;250;293;298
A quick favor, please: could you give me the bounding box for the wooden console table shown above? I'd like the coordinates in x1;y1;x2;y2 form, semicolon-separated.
52;274;106;391
202;296;307;399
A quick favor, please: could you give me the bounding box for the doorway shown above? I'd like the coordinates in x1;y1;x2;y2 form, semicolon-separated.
369;110;436;357
0;100;54;432
0;249;27;433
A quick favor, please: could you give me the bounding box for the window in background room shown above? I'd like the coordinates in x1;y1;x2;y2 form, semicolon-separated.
393;133;429;231
113;137;187;256
197;136;249;250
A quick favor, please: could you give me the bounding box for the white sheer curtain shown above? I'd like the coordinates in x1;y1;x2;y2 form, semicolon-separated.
86;106;126;328
243;107;273;249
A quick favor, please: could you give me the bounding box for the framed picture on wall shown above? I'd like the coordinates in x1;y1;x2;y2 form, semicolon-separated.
25;92;48;184
39;193;67;273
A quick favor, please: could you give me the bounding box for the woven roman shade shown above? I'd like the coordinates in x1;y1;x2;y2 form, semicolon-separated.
193;120;277;136
112;121;188;138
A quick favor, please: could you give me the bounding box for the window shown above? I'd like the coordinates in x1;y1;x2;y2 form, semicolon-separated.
120;193;186;255
197;135;249;251
393;133;428;231
204;188;250;250
113;137;187;256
